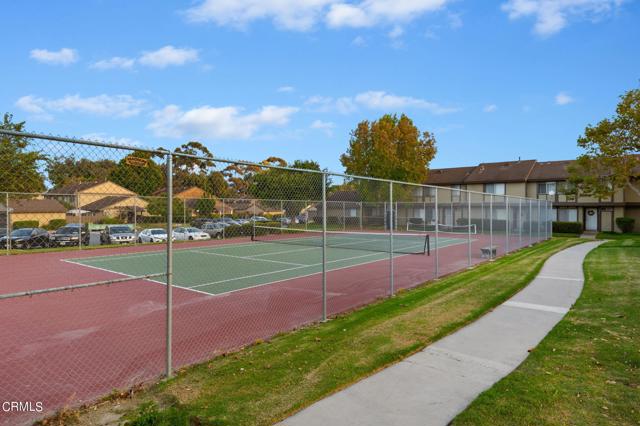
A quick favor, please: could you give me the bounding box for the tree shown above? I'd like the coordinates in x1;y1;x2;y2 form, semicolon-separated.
46;156;117;188
341;114;436;182
109;151;165;195
0;113;46;194
173;141;216;192
568;88;640;199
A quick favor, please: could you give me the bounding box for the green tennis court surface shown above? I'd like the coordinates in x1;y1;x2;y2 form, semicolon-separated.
66;233;470;296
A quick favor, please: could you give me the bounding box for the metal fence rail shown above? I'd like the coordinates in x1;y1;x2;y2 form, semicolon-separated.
0;129;553;425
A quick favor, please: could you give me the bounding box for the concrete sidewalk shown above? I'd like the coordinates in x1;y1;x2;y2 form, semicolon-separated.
280;241;604;426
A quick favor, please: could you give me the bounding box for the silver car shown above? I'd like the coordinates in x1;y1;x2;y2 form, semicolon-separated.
138;228;171;243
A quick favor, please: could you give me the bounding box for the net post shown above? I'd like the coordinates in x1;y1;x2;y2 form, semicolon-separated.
489;194;494;260
505;196;510;254
322;173;328;321
467;190;471;267
165;152;173;379
434;187;439;278
389;182;394;296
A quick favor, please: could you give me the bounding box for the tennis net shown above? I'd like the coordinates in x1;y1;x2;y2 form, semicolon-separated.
252;226;430;255
406;222;477;235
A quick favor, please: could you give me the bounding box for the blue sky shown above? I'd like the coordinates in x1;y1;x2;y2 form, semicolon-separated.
2;0;639;172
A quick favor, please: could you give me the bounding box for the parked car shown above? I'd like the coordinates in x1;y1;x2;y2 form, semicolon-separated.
173;227;211;241
276;217;292;226
235;218;250;225
220;217;242;226
0;228;50;249
100;225;136;245
191;218;216;228
138;228;171;243
295;214;308;224
51;225;90;247
249;216;269;222
200;222;225;239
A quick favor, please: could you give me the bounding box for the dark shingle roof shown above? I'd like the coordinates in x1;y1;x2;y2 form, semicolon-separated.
82;196;129;212
8;199;67;213
426;167;475;185
327;191;361;202
528;160;572;181
47;181;103;195
464;160;537;184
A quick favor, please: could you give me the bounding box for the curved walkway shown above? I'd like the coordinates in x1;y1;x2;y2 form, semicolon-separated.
280;241;604;426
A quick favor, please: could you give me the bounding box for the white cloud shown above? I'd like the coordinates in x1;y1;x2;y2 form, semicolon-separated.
184;0;335;31
351;35;367;46
90;56;135;70
82;133;142;147
15;94;146;118
311;119;336;136
138;46;199;68
483;104;498;112
29;48;78;65
148;104;299;139
555;91;575;105
327;0;450;28
185;0;452;31
305;91;457;114
502;0;624;36
354;91;458;114
388;25;404;38
277;85;295;93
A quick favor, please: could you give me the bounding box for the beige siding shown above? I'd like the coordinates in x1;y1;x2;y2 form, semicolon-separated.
11;212;66;227
525;182;537;198
506;182;526;197
624;181;640;203
78;181;134;207
601;209;613;232
623;207;640;233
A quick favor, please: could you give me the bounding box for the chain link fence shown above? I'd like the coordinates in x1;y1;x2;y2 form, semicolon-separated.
0;129;553;425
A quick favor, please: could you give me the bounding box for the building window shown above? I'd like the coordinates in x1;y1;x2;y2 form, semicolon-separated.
557;208;578;222
537;182;556;195
484;183;505;195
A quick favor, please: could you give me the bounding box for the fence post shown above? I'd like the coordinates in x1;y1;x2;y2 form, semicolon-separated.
518;198;522;247
467;191;471;267
183;199;186;226
489;194;494;259
505;196;510;254
537;199;541;242
359;201;363;230
165;152;173;378
322;173;327;321
529;200;533;245
5;192;9;255
435;188;439;278
389;182;394;295
133;199;137;245
76;193;82;250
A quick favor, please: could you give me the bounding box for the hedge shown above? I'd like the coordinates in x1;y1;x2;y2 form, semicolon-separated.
98;217;124;225
552;221;582;234
46;219;67;230
12;220;40;229
615;217;635;233
223;221;281;238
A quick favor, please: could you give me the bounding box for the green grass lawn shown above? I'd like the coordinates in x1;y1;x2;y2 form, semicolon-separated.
552;232;581;238
597;231;640;240
55;238;581;426
453;235;640;426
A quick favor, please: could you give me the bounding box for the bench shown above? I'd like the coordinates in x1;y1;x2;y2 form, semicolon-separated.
481;246;497;259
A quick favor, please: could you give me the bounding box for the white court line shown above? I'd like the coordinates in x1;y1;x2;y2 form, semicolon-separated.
61;259;213;296
503;300;569;314
191;249;308;267
191;242;425;290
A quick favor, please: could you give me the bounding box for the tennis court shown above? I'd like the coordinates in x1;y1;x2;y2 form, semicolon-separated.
65;228;471;296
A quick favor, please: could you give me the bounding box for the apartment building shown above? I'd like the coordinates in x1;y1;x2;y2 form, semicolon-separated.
426;159;640;233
